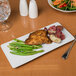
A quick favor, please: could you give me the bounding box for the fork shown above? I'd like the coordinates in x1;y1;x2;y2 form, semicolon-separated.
62;35;76;59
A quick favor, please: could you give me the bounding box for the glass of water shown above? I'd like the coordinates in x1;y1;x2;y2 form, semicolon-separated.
0;0;11;31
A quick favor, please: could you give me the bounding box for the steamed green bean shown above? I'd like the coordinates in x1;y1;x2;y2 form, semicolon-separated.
10;50;44;56
8;39;44;56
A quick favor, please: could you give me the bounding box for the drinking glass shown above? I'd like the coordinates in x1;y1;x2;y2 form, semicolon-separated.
0;0;11;31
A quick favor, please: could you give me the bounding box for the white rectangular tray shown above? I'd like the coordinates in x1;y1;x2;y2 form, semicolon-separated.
1;22;75;68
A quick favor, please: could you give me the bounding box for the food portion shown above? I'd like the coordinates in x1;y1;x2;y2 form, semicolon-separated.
8;25;65;56
25;25;65;45
44;25;65;43
25;30;52;45
8;39;44;56
51;0;76;11
50;34;61;43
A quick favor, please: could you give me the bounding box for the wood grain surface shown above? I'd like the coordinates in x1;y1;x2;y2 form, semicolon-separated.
0;0;76;76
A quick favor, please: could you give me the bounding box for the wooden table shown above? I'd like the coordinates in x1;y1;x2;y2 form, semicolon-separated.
0;0;76;76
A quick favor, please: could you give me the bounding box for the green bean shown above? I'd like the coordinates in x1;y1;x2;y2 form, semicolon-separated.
10;48;33;52
32;45;42;49
9;42;25;45
9;42;33;47
9;42;42;49
14;39;24;43
8;45;34;50
8;39;44;56
10;50;44;56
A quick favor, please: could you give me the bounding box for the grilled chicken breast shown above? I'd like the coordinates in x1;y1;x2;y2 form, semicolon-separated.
25;30;51;45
